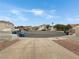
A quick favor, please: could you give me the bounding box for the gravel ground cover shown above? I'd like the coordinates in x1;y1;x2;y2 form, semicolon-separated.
61;35;79;40
0;39;19;51
53;40;79;55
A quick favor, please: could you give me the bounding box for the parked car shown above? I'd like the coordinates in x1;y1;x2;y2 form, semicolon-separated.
68;29;75;35
12;30;27;37
12;31;17;34
19;30;28;37
64;30;69;35
64;28;75;35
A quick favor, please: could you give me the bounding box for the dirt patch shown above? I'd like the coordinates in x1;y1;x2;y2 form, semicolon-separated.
53;40;79;55
0;39;20;51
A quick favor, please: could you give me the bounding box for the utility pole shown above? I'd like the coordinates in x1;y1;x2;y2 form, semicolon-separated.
52;22;54;26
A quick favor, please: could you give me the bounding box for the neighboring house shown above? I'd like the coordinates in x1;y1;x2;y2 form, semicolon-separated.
64;24;79;35
0;20;14;32
24;26;33;31
15;24;55;31
32;26;39;31
15;26;33;31
66;24;79;35
0;21;17;40
49;26;55;31
73;26;79;36
38;24;48;31
38;24;55;31
69;24;79;28
68;29;75;35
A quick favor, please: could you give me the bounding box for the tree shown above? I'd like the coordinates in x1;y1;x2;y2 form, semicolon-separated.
46;24;50;29
64;24;72;35
53;24;66;31
64;24;72;31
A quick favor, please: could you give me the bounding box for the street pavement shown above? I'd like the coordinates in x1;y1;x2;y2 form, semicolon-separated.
0;38;79;59
26;31;66;37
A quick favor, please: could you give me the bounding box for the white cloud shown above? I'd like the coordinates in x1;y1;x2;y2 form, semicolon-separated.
32;9;44;16
0;15;28;24
11;9;20;15
47;15;55;19
26;9;44;16
47;15;59;20
0;16;12;21
67;18;79;21
10;8;57;19
0;16;16;24
10;9;29;21
25;9;58;19
17;16;29;21
0;3;58;23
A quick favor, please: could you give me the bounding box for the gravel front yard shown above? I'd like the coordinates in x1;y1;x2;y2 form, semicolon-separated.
0;39;19;51
53;40;79;55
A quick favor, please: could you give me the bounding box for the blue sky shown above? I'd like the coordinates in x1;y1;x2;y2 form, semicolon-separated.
0;0;79;26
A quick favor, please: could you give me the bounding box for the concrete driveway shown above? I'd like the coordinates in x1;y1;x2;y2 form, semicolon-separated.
0;38;79;59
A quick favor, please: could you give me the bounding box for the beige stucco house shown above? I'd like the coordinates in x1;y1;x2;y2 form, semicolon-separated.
0;21;17;40
73;26;79;36
0;21;14;32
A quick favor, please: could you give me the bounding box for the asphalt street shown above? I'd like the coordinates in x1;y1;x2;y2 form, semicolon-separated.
25;31;66;37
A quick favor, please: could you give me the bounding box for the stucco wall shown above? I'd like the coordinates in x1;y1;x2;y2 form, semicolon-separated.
73;26;79;36
0;21;14;31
